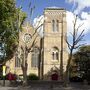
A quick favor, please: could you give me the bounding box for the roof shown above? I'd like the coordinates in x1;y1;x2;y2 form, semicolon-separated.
45;7;65;10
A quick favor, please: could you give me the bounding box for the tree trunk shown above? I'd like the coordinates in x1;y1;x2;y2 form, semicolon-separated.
64;50;73;86
23;68;27;85
64;62;70;86
21;62;28;86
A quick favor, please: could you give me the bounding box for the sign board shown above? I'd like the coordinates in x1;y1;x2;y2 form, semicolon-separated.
3;66;6;76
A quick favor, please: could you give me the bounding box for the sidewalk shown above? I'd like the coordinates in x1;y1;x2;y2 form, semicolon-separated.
0;86;18;90
0;85;90;90
0;81;90;90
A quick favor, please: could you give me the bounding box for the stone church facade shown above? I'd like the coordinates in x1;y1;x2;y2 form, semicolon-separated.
6;8;68;80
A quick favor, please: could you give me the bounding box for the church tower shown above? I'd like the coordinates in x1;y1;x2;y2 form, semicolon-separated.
42;8;68;79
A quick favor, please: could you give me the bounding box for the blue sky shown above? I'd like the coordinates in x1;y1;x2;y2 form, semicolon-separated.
16;0;72;19
16;0;90;45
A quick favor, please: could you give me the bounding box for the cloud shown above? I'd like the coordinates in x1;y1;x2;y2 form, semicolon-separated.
66;11;90;46
81;12;90;32
33;15;44;28
66;11;90;36
33;10;90;39
33;15;44;37
66;0;90;14
66;11;74;36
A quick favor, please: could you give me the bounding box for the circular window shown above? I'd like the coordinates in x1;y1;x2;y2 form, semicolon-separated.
24;33;31;43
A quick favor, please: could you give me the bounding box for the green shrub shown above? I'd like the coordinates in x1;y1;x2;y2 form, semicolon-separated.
27;73;39;80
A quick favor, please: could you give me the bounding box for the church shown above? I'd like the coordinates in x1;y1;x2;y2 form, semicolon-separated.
6;8;68;80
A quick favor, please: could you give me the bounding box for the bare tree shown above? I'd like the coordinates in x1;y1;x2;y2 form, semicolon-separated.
18;22;43;85
64;15;85;86
20;31;37;85
20;22;43;85
16;1;44;85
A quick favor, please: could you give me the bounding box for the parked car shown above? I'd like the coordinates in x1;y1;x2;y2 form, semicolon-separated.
69;76;83;82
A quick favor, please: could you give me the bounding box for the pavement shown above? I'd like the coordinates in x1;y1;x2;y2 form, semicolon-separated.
0;81;90;90
0;85;90;90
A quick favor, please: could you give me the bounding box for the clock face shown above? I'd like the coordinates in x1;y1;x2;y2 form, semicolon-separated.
24;33;31;43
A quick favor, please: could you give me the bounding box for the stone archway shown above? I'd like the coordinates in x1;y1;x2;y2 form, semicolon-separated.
44;66;60;80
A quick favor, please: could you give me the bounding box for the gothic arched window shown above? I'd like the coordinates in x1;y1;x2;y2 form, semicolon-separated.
56;20;59;32
15;53;21;67
52;47;59;60
31;47;39;68
52;20;59;32
52;20;55;32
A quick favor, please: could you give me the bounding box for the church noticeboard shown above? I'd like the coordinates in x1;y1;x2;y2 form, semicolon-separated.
3;66;6;76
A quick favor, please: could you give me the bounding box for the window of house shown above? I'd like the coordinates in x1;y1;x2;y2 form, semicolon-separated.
52;47;59;60
31;47;39;68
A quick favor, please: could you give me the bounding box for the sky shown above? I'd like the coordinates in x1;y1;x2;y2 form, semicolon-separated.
16;0;90;45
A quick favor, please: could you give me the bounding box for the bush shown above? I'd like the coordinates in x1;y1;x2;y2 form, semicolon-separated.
0;75;5;80
27;74;39;80
6;73;17;80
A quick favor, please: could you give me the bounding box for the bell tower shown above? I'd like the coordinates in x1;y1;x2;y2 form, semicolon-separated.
42;8;68;79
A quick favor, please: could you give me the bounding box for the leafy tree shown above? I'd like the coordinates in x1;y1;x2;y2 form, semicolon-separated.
78;45;90;52
72;45;90;80
0;0;26;63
